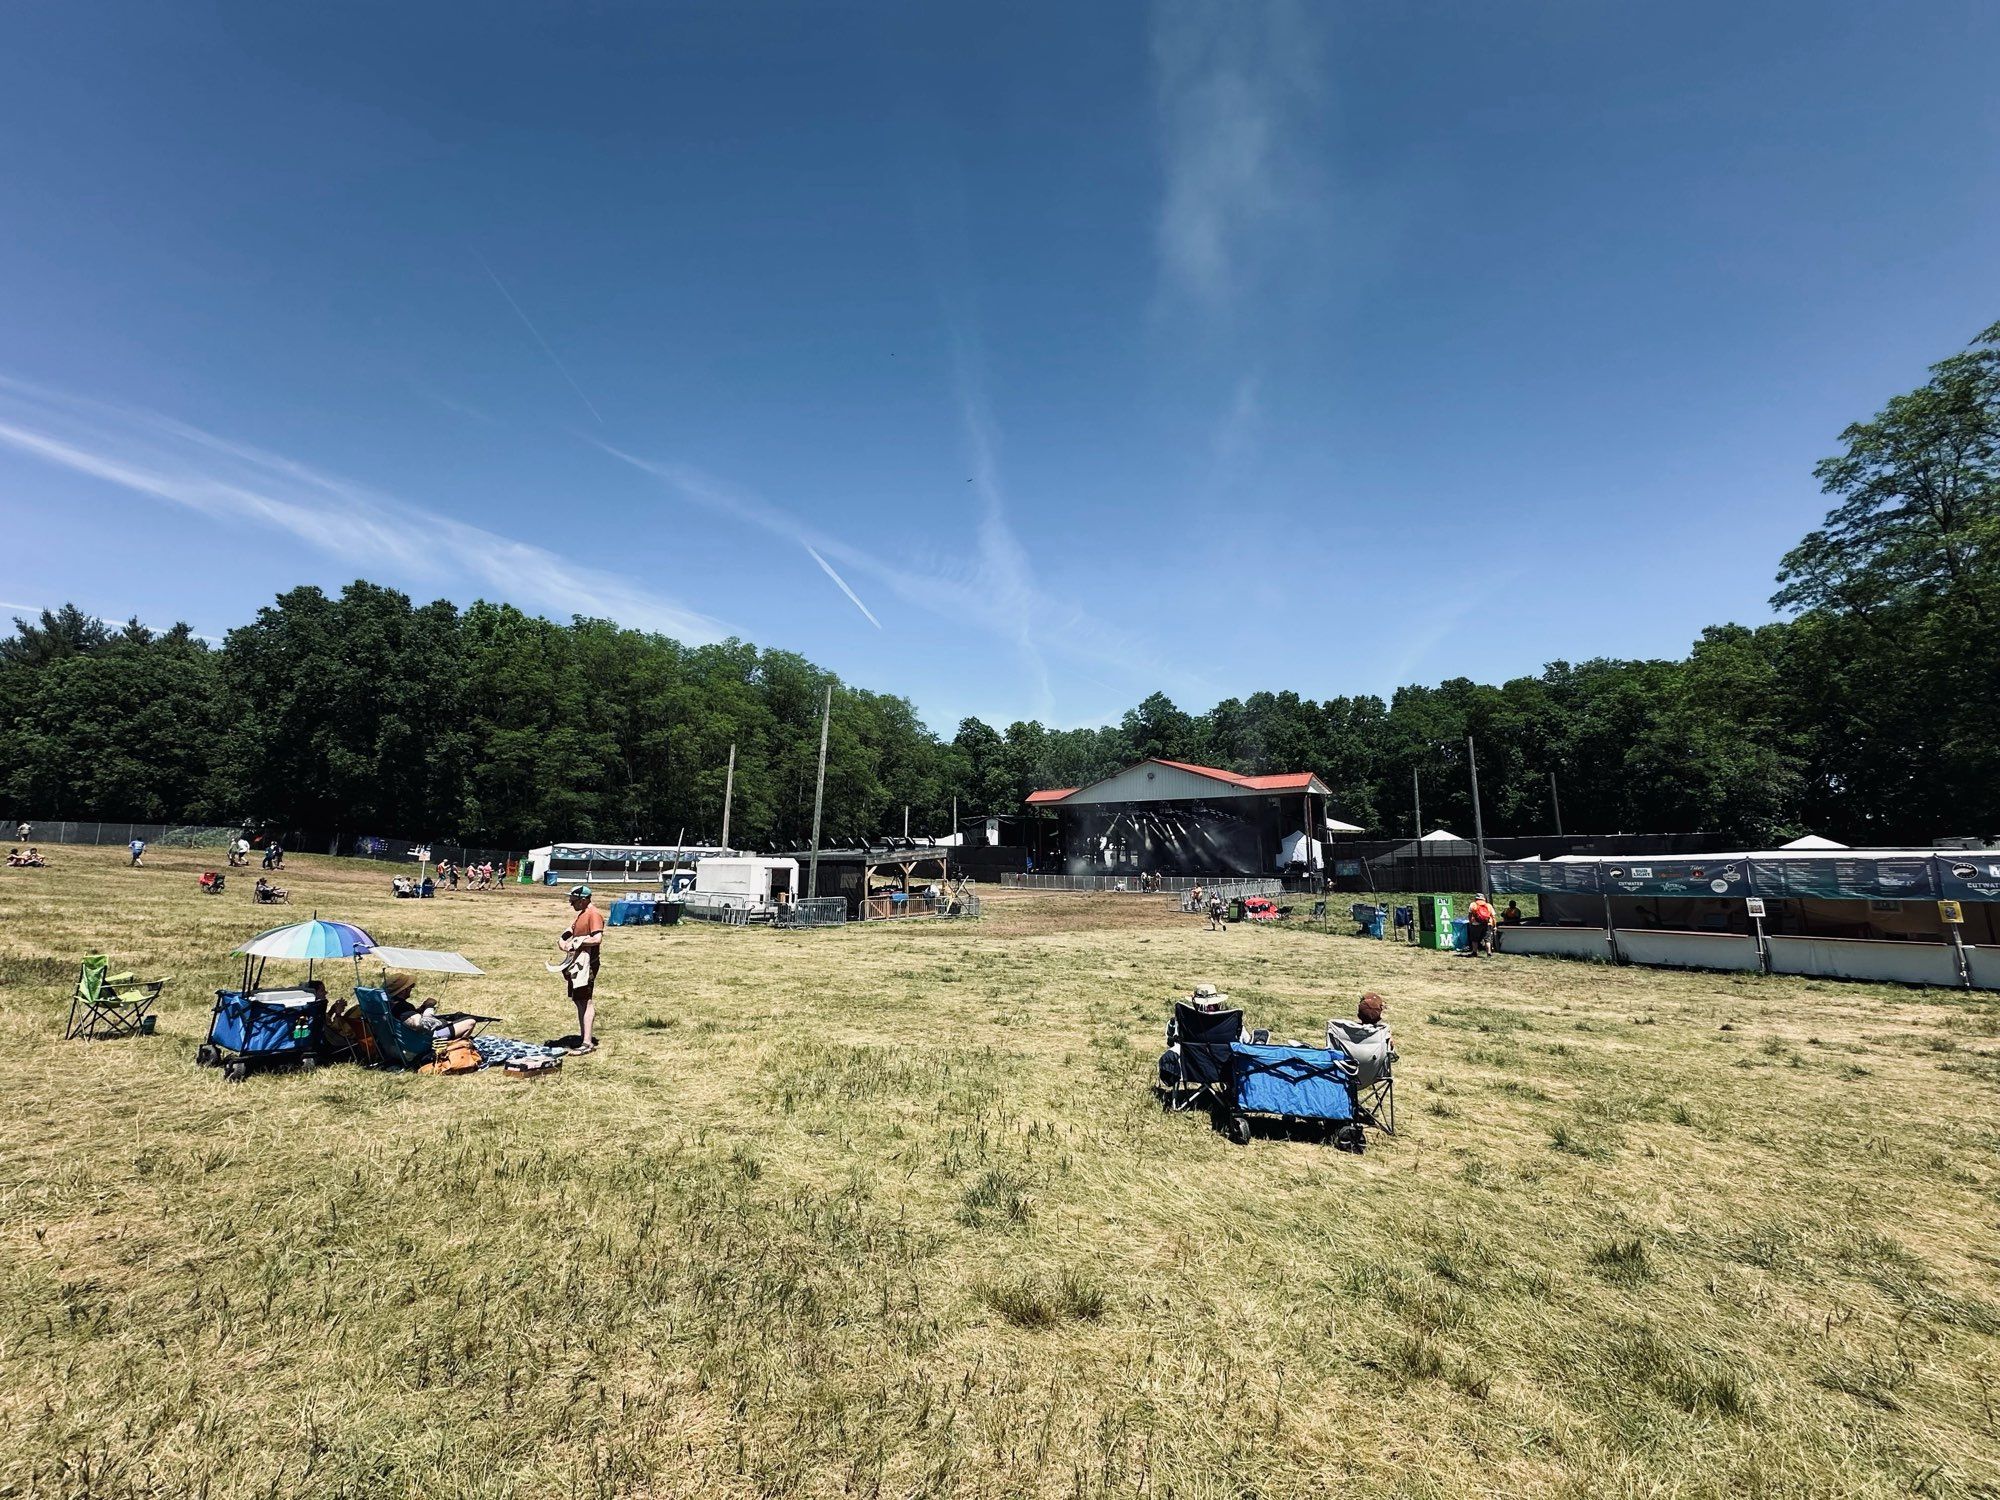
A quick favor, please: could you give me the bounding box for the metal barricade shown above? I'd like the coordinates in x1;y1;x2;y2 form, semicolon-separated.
775;896;849;929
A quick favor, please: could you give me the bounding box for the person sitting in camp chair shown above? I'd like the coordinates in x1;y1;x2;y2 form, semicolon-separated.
198;870;226;895
384;972;486;1041
254;877;289;904
1325;991;1397;1134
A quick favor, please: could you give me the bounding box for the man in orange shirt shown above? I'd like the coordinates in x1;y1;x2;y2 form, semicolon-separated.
558;884;606;1053
1466;894;1496;957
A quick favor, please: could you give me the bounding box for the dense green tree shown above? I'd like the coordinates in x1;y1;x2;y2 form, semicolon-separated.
1773;319;2000;840
0;604;112;668
0;628;221;820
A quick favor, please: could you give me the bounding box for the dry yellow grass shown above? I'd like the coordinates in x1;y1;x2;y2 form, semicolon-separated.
2;845;1997;1498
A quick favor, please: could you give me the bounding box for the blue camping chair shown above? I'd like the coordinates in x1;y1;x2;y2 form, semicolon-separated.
353;987;497;1069
353;986;443;1069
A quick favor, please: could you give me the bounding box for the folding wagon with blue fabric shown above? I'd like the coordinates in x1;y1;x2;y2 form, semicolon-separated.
195;918;373;1083
197;988;326;1082
1222;1042;1364;1151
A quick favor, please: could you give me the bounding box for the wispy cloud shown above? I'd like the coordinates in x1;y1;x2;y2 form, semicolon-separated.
1207;370;1263;489
804;545;881;629
1385;567;1525;685
945;326;1056;717
477;256;604;424
0;375;724;643
593;439;1194;712
1152;0;1325;310
406;378;497;426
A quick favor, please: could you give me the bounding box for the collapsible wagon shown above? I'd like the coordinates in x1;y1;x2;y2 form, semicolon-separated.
1222;1041;1362;1150
197;988;327;1082
196;918;374;1083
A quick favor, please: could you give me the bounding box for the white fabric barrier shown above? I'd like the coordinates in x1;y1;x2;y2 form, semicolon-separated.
1613;929;1762;973
1966;946;2000;991
1498;926;1614;961
1765;935;1963;987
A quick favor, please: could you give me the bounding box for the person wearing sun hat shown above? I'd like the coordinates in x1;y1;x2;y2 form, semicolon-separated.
557;884;606;1054
384;971;479;1040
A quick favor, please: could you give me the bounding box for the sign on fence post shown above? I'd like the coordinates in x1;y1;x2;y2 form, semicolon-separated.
1940;900;1971;987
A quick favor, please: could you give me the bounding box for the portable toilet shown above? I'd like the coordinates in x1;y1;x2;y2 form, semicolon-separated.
1416;895;1455;950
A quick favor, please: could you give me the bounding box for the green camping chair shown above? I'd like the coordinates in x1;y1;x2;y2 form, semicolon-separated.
65;954;165;1040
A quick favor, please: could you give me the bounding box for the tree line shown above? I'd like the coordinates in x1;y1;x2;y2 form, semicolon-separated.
4;322;1996;850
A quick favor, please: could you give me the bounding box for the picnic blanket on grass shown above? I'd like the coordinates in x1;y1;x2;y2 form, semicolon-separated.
471;1036;567;1070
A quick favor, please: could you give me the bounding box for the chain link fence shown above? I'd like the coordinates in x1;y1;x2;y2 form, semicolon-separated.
8;817;522;871
6;819;237;850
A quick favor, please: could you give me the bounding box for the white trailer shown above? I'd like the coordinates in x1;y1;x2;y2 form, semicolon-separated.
694;857;799;904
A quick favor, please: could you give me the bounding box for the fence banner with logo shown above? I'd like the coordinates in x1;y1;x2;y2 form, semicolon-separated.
1598;858;1751;898
1936;853;2000;903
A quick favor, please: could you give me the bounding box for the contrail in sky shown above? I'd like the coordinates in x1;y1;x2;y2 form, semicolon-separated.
805;544;882;628
478;257;604;424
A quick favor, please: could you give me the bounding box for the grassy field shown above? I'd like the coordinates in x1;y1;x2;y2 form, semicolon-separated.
2;846;1998;1499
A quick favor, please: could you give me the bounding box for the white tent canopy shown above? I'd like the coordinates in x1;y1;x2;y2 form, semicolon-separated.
1278;830;1323;869
1779;834;1849;850
1384;828;1476;861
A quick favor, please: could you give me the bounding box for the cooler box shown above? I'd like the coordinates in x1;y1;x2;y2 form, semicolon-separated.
1229;1043;1355;1122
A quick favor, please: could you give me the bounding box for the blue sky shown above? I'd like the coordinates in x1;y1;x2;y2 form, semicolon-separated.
2;1;1995;732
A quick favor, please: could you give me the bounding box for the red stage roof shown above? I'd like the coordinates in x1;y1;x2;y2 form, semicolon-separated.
1027;758;1321;805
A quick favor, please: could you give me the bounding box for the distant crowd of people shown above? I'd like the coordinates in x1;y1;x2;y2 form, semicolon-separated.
436;858;503;891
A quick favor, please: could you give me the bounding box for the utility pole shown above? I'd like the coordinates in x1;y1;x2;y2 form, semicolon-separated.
721;743;736;853
808;684;832;899
1466;735;1491;895
1549;769;1564;838
1412;768;1423;840
903;804;910;839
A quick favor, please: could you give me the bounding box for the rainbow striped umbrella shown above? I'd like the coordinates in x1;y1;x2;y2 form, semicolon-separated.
234;917;376;990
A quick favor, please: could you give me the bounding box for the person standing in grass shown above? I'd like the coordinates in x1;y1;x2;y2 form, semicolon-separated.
559;883;605;1054
1466;893;1495;957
